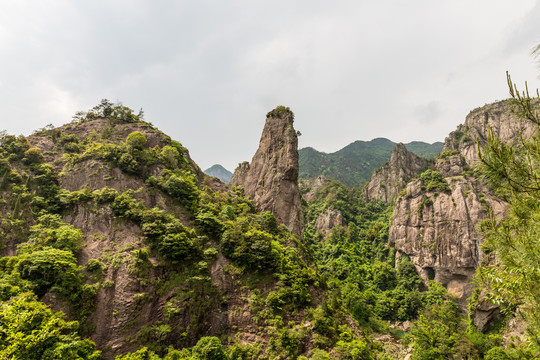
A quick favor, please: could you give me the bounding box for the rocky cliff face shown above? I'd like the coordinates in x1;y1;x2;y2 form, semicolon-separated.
364;143;431;204
443;100;536;165
230;106;304;236
389;101;530;306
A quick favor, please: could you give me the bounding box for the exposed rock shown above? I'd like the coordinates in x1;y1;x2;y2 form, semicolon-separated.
390;170;506;306
315;208;343;235
389;101;533;306
443;100;536;166
230;107;304;236
364;143;431;204
299;175;328;203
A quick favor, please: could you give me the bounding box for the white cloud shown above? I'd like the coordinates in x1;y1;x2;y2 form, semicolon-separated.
0;1;539;171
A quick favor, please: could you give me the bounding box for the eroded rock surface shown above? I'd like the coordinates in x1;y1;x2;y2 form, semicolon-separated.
389;101;531;305
364;143;431;204
230;107;304;236
315;208;343;235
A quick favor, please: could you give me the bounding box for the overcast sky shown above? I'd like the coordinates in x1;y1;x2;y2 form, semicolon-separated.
1;1;540;171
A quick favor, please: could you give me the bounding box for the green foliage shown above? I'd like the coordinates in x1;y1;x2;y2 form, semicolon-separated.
419;169;450;193
127;131;148;150
146;170;200;212
303;179;428;324
0;292;101;359
407;284;503;359
13;247;82;299
476;73;540;354
299;139;442;187
266;105;294;121
22;147;44;165
23;213;83;253
191;337;228;360
75;99;142;124
437;149;460;159
161;146;181;169
221;220;281;271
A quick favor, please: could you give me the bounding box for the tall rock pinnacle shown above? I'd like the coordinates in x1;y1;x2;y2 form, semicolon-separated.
230;106;304;236
364;143;431;204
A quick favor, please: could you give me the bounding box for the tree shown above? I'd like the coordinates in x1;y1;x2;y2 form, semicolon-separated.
0;292;101;359
126;131;147;149
477;72;540;353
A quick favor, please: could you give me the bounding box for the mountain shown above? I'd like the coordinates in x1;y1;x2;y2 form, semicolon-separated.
230;106;304;236
298;138;443;187
364;143;432;204
0;101;385;359
204;164;232;183
388;100;535;328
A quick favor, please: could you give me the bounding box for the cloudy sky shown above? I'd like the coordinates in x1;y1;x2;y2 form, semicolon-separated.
1;1;540;171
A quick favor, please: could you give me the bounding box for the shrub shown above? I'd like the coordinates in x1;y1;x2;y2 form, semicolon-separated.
161;145;180;168
267;106;294;121
126;132;147;150
191;337;228;360
118;153;139;173
22;147;44;165
15;247;82;299
419;169;450;193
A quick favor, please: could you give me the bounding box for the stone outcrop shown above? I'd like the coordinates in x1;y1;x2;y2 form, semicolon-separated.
230;107;304;236
364;143;431;204
389;101;532;306
443;100;536;165
315;208;343;235
389;163;506;304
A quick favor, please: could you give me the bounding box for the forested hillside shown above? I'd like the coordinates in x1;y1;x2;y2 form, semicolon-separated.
0;92;539;359
0;101;390;359
299;139;442;187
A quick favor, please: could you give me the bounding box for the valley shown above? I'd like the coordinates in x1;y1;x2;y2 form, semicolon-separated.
0;94;538;359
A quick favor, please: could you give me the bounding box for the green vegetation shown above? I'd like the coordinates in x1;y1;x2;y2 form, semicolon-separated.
477;73;540;356
299;139;442;187
419;169;451;193
266;105;294;121
303;179;427;326
0;96;528;359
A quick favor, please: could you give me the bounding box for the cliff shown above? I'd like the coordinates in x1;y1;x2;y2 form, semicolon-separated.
364;143;431;204
389;101;529;310
0;102;357;359
230;106;304;236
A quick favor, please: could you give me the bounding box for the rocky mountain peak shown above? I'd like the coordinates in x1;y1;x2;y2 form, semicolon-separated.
388;101;534;313
443;100;536;166
230;106;304;236
364;143;431;204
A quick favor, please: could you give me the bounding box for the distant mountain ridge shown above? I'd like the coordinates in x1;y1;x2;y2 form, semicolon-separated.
204;164;232;183
299;137;442;187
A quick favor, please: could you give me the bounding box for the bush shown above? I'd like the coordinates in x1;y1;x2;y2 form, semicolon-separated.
0;292;101;359
15;247;82;300
22;147;44;165
419;169;450;193
485;347;510;360
161;146;181;169
126;132;147;150
191;337;228;360
267;106;294;121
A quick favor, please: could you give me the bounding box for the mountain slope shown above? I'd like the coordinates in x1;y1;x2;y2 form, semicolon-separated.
0;101;382;359
204;164;232;183
299;138;442;187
